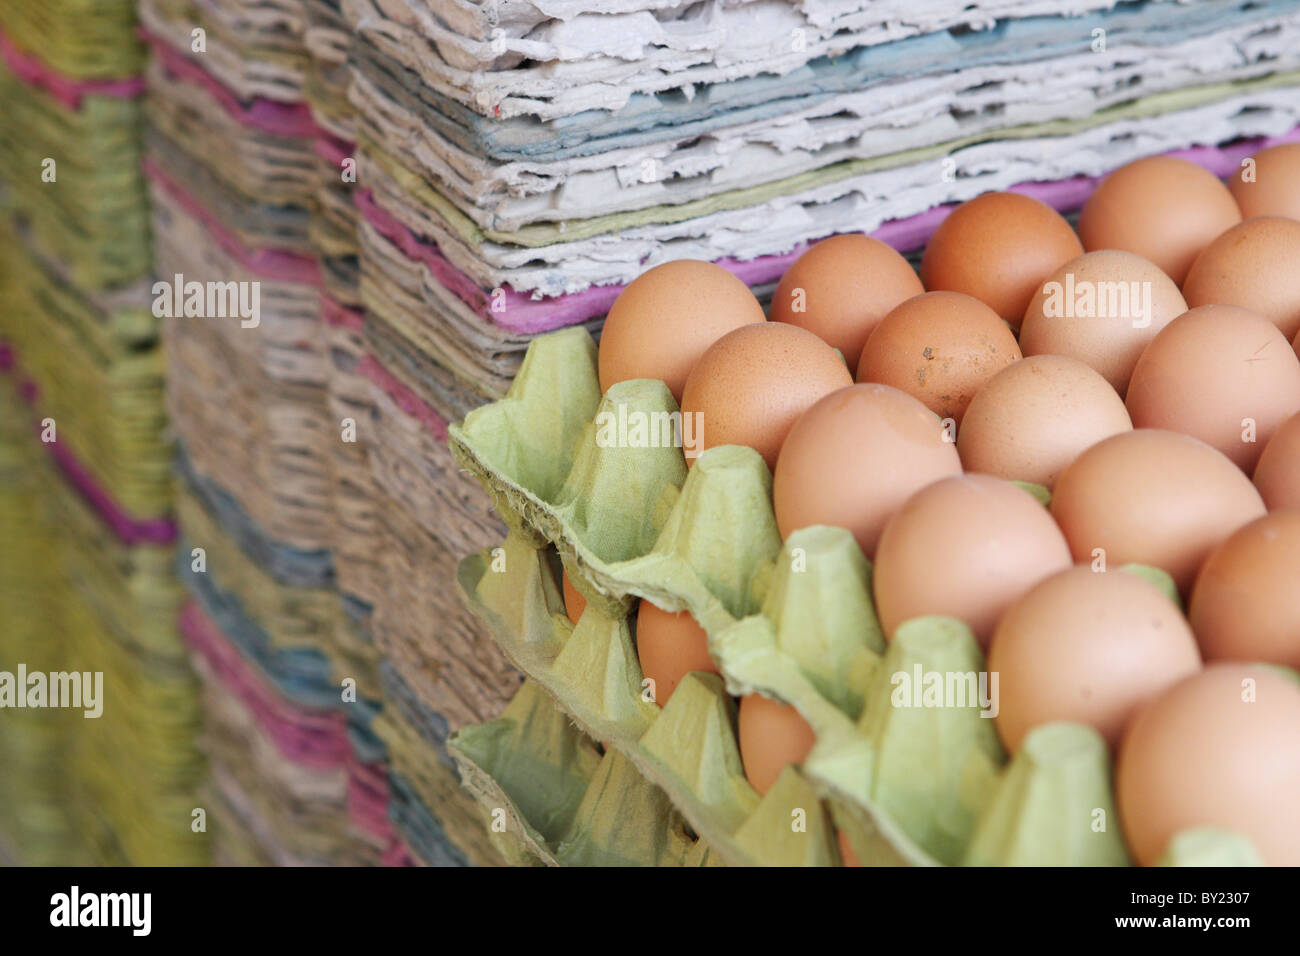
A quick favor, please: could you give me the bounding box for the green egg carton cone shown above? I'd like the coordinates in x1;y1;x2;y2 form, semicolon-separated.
963;723;1131;866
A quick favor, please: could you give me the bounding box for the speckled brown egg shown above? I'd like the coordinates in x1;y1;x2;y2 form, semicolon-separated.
920;192;1083;325
681;322;852;469
1050;429;1266;594
1126;305;1300;472
957;354;1132;488
738;693;816;796
1228;143;1300;221
1117;664;1300;866
770;234;924;370
856;291;1021;424
1189;511;1300;669
1182;217;1300;341
773;383;963;557
1078;156;1241;284
873;474;1073;648
1254;411;1300;510
636;601;717;707
988;565;1201;753
1019;250;1188;395
598;260;766;401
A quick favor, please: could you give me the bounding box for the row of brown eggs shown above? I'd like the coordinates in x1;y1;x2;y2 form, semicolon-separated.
575;143;1300;865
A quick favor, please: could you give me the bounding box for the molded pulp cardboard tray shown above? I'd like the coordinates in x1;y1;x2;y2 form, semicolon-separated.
0;0;145;82
0;375;79;863
0;227;170;522
0;64;150;289
449;327;1271;867
351;0;1300;230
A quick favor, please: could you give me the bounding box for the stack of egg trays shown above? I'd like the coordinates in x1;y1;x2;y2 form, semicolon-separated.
296;0;473;866
174;464;393;866
0;332;205;867
48;473;204;867
338;0;1300;405
352;340;523;865
296;0;527;861
0;354;79;865
143;0;517;868
0;5;208;863
300;0;518;865
0;297;205;865
339;0;526;746
140;0;402;864
447;328;1277;868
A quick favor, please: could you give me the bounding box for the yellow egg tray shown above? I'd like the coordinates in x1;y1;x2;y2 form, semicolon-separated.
0;0;145;82
0;378;206;865
449;327;1271;866
0;225;170;522
0;66;151;290
0;379;81;864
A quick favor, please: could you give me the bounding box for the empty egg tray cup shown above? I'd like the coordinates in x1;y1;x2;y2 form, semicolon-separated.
448;327;1269;867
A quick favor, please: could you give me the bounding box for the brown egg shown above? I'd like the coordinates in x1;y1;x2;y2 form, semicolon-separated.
680;323;852;469
1019;250;1188;394
773;384;963;557
737;693;816;796
920;192;1083;325
957;355;1132;488
1228;143;1300;221
856;291;1021;424
1188;512;1300;668
1126;305;1300;472
1050;429;1267;593
1183;217;1300;341
771;234;924;370
635;602;717;707
1078;156;1241;284
1254;411;1300;510
597;260;766;401
873;475;1072;647
989;565;1201;753
561;570;586;625
1117;664;1300;866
